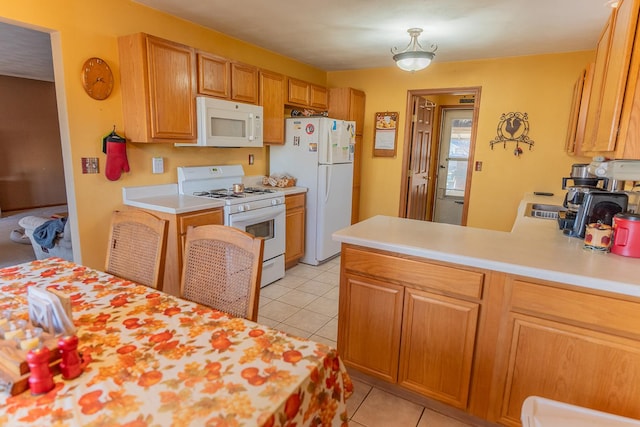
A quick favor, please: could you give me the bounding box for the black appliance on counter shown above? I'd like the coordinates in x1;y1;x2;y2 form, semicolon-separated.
558;190;628;237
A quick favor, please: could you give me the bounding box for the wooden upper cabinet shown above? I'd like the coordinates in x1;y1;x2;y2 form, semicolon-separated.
565;65;594;155
197;52;258;104
197;52;230;98
329;87;366;223
231;62;259;104
118;33;197;143
309;84;328;109
287;78;310;106
582;0;640;156
287;78;328;110
259;70;285;144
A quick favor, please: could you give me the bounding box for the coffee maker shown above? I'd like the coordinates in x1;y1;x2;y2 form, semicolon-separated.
558;163;628;237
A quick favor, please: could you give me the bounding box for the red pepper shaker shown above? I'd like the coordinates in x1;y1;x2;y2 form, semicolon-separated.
58;335;82;380
27;347;55;394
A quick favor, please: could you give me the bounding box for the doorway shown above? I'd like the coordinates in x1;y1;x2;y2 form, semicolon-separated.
433;108;473;225
399;88;481;225
0;20;78;262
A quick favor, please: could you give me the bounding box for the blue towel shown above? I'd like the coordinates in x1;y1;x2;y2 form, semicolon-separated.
33;218;67;249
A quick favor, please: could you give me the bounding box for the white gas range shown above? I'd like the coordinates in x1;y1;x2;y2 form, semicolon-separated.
177;165;285;287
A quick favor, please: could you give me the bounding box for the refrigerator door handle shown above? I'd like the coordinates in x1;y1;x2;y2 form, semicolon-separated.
324;166;332;204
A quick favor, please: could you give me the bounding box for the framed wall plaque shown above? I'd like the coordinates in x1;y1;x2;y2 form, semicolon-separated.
373;112;399;157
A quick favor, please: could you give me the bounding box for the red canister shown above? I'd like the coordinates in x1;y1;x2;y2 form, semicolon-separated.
611;213;640;257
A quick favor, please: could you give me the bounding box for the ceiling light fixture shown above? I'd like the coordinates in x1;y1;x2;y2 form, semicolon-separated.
391;28;437;72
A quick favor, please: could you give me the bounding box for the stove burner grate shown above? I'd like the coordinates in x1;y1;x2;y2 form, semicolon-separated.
193;187;277;200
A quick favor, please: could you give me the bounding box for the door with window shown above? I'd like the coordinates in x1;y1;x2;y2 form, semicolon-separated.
433;109;473;225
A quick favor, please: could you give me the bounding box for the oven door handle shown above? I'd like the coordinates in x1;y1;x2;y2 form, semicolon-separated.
231;206;284;224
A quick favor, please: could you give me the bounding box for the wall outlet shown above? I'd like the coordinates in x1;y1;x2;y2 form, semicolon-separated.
248;154;254;165
152;157;164;174
81;157;99;174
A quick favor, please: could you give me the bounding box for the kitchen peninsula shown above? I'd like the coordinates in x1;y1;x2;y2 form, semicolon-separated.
333;208;640;426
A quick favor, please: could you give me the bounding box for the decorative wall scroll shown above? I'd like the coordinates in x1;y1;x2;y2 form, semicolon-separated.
489;112;534;157
373;112;399;157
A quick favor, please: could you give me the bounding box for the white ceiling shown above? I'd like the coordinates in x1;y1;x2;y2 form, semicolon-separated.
133;0;612;71
0;0;612;81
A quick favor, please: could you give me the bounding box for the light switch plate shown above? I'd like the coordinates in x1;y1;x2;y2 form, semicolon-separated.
152;157;164;174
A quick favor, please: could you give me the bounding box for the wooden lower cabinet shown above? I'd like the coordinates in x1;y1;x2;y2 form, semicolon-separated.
284;193;305;269
399;288;479;409
339;243;640;426
340;272;404;382
129;207;223;297
490;277;640;426
338;244;483;407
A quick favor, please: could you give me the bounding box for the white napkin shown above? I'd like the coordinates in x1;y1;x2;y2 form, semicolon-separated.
27;286;75;336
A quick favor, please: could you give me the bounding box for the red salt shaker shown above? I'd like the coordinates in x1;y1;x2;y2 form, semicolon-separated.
27;347;55;394
58;335;82;380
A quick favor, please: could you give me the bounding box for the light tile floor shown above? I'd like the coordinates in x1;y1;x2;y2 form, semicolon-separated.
258;257;477;427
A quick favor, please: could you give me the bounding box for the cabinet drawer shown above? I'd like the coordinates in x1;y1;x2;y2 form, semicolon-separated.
343;246;484;299
510;278;640;339
285;193;305;210
178;209;223;234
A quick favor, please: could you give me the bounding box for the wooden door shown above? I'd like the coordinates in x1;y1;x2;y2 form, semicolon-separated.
592;0;638;152
146;36;197;141
231;63;258;104
338;273;404;382
287;78;309;106
582;14;613;151
399;288;479;409
405;97;435;220
259;70;285;144
284;193;305;268
197;53;230;98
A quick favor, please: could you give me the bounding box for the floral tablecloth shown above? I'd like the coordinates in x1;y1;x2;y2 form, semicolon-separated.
0;257;352;426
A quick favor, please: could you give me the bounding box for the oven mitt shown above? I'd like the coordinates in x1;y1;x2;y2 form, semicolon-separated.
105;138;130;181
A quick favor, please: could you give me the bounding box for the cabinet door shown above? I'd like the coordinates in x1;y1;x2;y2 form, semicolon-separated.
592;0;639;152
309;84;328;109
497;314;640;425
197;52;230;98
287;78;310;106
492;277;640;425
146;36;197;141
398;288;479;409
259;70;285;144
284;193;305;268
350;89;366;135
338;273;404;382
231;63;259;104
119;33;197;143
582;15;613;151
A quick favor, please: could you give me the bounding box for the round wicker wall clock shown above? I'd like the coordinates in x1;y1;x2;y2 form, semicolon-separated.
81;57;114;100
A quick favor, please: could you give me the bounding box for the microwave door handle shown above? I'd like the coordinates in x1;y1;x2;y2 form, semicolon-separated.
248;113;254;141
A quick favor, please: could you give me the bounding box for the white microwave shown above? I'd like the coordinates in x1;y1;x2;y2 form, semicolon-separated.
177;97;263;147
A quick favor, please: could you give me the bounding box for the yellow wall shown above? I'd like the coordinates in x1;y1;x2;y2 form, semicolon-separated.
1;0;596;270
0;0;325;269
327;52;593;230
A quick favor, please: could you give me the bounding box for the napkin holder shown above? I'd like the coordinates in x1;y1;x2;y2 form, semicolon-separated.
27;286;75;337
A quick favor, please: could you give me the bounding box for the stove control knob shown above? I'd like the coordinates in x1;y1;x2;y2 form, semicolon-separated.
271;199;280;206
237;205;245;212
244;204;251;211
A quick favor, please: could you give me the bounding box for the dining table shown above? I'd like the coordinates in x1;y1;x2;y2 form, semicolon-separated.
0;257;352;426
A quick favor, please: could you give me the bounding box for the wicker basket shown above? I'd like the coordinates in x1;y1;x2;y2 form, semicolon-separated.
262;175;297;188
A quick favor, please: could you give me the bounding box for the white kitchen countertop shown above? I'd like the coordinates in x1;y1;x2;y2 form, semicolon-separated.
333;194;640;298
122;182;306;214
122;184;225;214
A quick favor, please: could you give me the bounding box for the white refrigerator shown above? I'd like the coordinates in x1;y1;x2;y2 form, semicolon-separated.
270;117;356;265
